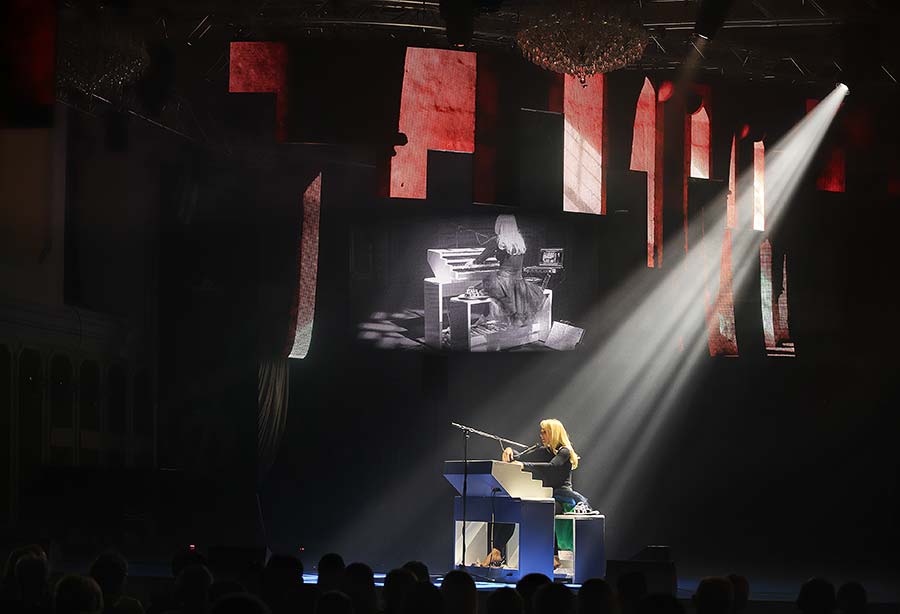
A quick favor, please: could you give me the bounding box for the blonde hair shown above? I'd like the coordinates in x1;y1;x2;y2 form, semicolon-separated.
495;214;526;256
541;418;579;469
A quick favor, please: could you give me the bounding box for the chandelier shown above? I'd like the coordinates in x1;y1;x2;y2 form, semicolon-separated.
516;1;649;86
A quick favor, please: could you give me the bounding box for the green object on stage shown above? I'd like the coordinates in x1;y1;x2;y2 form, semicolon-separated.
554;503;575;550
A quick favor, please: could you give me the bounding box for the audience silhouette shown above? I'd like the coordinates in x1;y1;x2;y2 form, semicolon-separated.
577;578;617;614
317;555;346;594
486;587;523;614
402;562;431;584
693;577;734;614
383;568;417;614
836;582;867;614
440;570;477;614
797;578;836;614
515;573;552;614
0;542;885;614
533;583;574;614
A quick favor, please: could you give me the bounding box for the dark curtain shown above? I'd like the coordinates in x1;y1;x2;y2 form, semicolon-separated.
257;358;290;480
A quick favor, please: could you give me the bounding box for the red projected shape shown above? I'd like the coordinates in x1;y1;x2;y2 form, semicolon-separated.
760;240;793;357
229;42;288;142
806;98;846;193
288;174;322;359
631;77;661;267
690;106;711;179
753;141;765;231
706;228;738;356
726;136;737;229
563;74;605;214
390;48;476;199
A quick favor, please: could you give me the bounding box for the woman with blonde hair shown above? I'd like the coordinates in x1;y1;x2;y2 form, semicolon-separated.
478;419;595;568
472;214;546;327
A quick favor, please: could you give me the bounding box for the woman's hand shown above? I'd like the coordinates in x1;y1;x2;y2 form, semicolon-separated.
502;447;514;462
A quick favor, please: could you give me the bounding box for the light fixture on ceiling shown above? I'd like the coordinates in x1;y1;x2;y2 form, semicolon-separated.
516;0;648;86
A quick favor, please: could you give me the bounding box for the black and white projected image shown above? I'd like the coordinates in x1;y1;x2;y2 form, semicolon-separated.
352;212;586;351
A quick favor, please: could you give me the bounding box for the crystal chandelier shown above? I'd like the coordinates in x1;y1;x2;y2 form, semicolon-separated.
516;0;649;86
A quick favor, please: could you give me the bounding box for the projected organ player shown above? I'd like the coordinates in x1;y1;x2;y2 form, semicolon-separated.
480;418;597;567
467;214;547;328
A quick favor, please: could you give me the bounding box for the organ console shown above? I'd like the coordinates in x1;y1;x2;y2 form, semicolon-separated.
424;248;499;348
444;460;555;581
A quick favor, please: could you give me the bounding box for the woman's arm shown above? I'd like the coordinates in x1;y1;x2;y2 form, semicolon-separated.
473;236;499;264
520;447;571;470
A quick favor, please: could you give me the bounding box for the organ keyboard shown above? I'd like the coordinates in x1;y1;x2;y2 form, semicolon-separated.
424;248;499;348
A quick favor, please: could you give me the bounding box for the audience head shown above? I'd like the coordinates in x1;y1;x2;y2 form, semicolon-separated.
384;568;417;614
172;549;208;579
534;583;574;614
54;574;104;614
440;570;477;614
261;554;304;598
209;580;246;603
693;577;734;614
797;578;836;614
89;551;129;597
175;564;214;611
341;562;377;614
403;581;442;614
577;579;616;614
317;554;346;593
402;561;430;584
316;591;354;614
15;554;50;604
637;595;684;614
4;545;47;591
487;587;524;614
617;572;648;610
516;573;552;614
836;582;866;614
210;592;271;614
727;575;750;614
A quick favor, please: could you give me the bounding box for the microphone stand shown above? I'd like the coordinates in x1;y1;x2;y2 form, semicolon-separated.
450;422;531;575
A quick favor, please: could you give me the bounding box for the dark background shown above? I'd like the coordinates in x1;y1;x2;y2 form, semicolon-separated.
3;27;899;600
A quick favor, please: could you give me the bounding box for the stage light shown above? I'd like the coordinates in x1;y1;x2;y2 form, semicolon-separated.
440;0;475;49
658;80;675;102
837;82;850;95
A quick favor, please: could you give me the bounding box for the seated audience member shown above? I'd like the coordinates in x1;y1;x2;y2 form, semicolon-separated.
534;583;574;614
147;550;208;614
402;582;442;614
693;577;734;614
317;555;346;594
515;574;552;614
836;582;866;614
2;545;48;607
14;554;52;614
617;573;648;614
726;576;749;614
577;578;616;614
402;561;430;584
55;575;104;614
316;591;353;614
208;581;245;604
637;595;684;614
341;563;377;614
797;579;835;614
170;565;214;614
440;571;477;614
210;593;270;614
260;555;305;614
90;551;143;614
487;587;524;614
383;569;417;614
